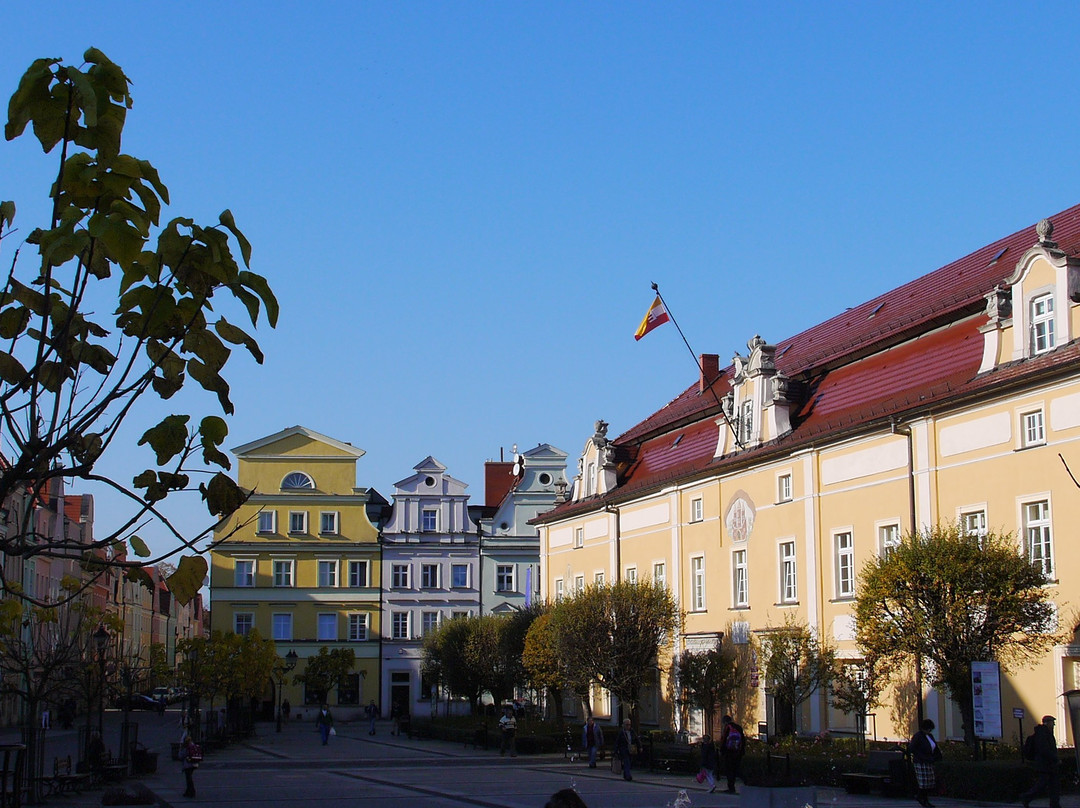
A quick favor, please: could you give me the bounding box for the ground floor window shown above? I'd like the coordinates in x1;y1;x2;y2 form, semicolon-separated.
338;673;360;705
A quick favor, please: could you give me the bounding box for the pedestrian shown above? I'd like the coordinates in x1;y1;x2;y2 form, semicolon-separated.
316;703;334;745
718;714;745;794
282;698;290;721
365;699;378;735
391;702;401;735
582;715;604;769
544;787;589;808
181;731;201;798
697;734;718;792
499;705;517;757
908;718;943;807
613;718;637;781
1021;715;1061;808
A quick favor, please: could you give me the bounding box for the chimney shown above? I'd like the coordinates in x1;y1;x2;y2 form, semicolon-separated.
699;353;720;394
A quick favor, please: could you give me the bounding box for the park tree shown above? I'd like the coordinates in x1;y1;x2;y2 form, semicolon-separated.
523;610;591;725
0;48;278;607
235;630;278;703
855;524;1060;744
829;653;889;751
757;614;835;736
423;617;486;712
294;647;355;705
678;639;744;735
551;580;679;729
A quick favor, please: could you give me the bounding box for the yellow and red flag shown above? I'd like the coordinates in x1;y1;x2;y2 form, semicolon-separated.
634;295;670;341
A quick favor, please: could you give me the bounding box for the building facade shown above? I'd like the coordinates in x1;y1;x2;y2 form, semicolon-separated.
535;207;1080;746
209;426;385;719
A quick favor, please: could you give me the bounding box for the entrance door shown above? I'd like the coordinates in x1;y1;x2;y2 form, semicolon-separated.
391;672;410;716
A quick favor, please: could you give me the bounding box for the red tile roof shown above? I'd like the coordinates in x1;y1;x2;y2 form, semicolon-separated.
535;203;1080;523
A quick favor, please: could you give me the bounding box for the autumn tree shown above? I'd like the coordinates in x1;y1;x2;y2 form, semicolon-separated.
855;524;1060;744
0;49;277;607
757;614;835;736
678;639;744;735
551;580;679;729
294;647;355;705
829;653;889;751
523;610;590;725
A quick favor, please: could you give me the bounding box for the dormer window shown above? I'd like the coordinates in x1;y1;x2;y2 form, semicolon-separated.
740;400;754;444
1030;293;1055;354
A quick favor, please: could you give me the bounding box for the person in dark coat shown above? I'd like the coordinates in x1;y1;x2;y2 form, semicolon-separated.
613;719;637;781
718;715;745;794
1021;715;1061;808
581;716;604;768
908;718;943;807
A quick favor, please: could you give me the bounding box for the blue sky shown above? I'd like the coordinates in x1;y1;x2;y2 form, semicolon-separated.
4;3;1080;565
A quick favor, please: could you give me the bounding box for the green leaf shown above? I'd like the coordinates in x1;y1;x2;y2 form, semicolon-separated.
215;317;263;363
199;415;230;469
218;209;252;267
0;201;14;228
64;66;98;127
201;472;247;518
137;414;190;465
0;352;27;385
125;566;154;591
129;535;150;558
237;271;279;328
5;58;57;142
0;307;30;339
167;556;208;607
187;358;233;414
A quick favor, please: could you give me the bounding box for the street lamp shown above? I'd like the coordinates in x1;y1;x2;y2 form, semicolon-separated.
93;625;109;738
275;650;298;733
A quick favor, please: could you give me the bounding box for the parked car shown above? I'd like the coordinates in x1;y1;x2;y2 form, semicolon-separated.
115;694;159;710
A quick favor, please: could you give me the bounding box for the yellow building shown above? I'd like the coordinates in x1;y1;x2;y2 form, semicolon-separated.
210;426;385;719
536;209;1080;746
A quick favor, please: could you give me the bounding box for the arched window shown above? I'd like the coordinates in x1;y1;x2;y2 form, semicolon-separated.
281;472;315;490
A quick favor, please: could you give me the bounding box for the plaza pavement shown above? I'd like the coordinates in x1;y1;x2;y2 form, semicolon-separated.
2;712;1075;808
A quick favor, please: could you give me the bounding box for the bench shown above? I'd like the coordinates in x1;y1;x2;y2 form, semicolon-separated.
50;755;92;795
842;750;907;795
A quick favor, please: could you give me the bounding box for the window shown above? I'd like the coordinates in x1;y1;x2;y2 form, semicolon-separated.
234;559;254;587
392;563;410;589
961;510;987;542
256;510;276;534
234;613;253;637
594;571;605;586
338;673;360;705
421;611;441;635
732;550;748;607
320;511;339;535
391;612;410;640
318;560;337;588
1022;410;1045;447
879;523;900;559
317;613;337;641
554;578;564;601
690;556;705;611
574;574;585;593
777;473;793;503
626;566;637;584
348;613;368;641
288;511;308;534
1031;293;1055;354
451;611;470;621
834;532;854;598
653;562;666;588
574;527;583;548
496;565;515;592
273;559;294;587
421;563;440;589
451;563;469;588
1024;500;1054;576
690;497;703;523
348;560;368;588
780;541;797;603
740;399;754;443
272;613;292;641
422;509;438;532
281;471;314;490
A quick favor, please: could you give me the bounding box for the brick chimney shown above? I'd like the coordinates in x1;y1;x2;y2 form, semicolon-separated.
699;353;720;394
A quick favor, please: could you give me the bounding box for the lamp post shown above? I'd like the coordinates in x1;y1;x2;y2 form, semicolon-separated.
275;650;298;733
93;625;109;738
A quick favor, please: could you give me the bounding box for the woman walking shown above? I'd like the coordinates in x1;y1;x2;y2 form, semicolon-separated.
908;719;943;807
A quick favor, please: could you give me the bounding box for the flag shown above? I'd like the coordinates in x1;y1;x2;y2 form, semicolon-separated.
634;295;670;341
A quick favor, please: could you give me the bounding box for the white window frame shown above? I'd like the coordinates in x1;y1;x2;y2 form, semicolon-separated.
554;578;564;601
272;612;293;641
594;571;605;586
421;611;441;636
421;563;440;589
451;563;469;588
959;507;987;543
234;612;254;637
574;574;585;593
779;540;798;603
391;611;410;641
777;473;793;503
318;559;338;588
689;555;706;611
653;561;666;588
690;497;703;523
348;613;369;641
496;564;516;592
1030;292;1056;355
732;549;748;607
1022;498;1054;577
317;612;337;641
288;510;308;534
392;563;410;589
1021;409;1046;448
740;399;754;443
320;511;339;535
256;510;276;534
422;509;438;532
348;560;368;588
272;559;294;588
234;559;255;588
834;531;854;599
878;522;901;559
625;566;637;584
574;527;583;548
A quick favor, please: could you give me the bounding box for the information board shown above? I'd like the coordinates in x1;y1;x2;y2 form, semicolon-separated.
971;661;1002;740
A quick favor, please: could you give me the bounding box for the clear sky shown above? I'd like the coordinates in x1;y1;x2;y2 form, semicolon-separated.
4;3;1080;566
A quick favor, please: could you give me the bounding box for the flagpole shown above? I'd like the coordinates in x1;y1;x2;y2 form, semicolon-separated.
650;282;744;450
